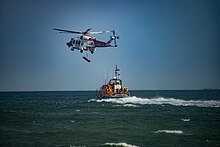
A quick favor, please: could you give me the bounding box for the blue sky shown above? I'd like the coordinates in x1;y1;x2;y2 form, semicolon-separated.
0;0;219;91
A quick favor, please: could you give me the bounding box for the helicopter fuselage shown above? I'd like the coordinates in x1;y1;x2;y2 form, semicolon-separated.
66;35;113;53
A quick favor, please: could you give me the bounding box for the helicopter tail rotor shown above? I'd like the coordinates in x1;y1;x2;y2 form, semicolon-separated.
111;30;119;47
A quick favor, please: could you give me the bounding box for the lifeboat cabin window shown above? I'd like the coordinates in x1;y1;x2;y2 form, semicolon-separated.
109;79;122;85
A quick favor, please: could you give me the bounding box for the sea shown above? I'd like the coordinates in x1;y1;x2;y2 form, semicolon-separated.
0;90;220;147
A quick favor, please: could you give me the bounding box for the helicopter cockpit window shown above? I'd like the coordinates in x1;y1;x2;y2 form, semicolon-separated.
76;40;79;45
72;40;75;44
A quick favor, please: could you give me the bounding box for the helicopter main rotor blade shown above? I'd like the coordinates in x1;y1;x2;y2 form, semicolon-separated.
89;30;112;34
53;28;116;35
53;28;83;34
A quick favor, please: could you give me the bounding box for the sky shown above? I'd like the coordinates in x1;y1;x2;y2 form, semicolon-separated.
0;0;219;91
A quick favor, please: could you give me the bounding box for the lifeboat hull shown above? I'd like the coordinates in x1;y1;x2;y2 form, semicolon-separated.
96;92;130;99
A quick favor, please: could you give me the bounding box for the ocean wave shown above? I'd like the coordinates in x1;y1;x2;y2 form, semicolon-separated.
88;96;220;108
104;142;139;147
113;104;140;107
68;145;86;147
155;130;183;134
181;118;190;122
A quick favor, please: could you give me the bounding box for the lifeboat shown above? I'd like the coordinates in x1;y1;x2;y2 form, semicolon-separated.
96;65;130;99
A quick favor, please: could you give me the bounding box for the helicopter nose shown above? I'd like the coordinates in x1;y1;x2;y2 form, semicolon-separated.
66;42;71;47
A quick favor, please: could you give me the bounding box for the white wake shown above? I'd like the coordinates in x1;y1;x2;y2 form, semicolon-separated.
88;96;220;108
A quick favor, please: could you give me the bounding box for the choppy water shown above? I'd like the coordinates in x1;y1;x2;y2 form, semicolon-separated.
0;90;220;146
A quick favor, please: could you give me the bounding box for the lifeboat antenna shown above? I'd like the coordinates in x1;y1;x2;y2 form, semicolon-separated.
104;67;107;84
115;65;120;79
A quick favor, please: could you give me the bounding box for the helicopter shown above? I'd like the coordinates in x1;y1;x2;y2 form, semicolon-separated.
53;28;119;62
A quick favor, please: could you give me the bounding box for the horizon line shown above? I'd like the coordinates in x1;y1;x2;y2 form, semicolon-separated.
0;88;219;92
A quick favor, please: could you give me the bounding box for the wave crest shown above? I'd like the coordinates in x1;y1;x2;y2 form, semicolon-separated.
155;130;183;134
89;96;220;108
104;142;139;147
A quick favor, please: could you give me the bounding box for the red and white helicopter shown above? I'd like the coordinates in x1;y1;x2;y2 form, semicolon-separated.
53;28;119;62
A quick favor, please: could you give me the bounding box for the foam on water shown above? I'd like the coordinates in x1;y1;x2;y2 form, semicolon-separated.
68;145;86;147
181;118;190;122
88;96;220;108
104;142;139;147
113;104;140;107
155;130;184;134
